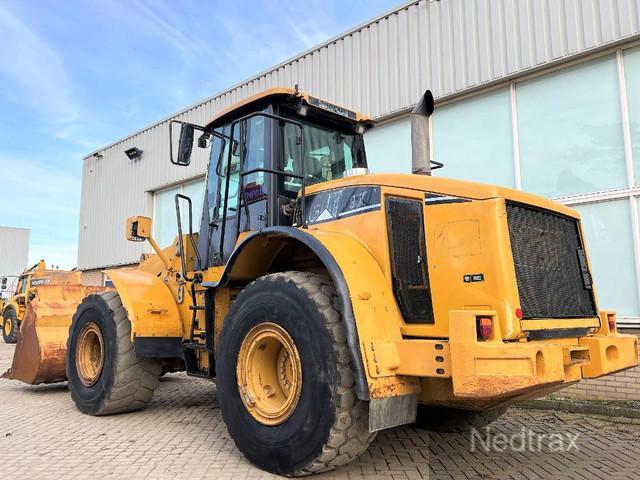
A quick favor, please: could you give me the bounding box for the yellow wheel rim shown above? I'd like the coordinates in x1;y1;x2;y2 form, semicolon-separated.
237;322;302;426
76;322;105;387
3;318;11;337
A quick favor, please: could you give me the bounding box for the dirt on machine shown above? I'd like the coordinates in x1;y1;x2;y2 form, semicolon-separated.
1;260;107;384
7;88;639;475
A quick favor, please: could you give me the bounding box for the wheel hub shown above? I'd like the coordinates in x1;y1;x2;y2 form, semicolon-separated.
237;322;302;426
76;322;105;387
4;318;11;337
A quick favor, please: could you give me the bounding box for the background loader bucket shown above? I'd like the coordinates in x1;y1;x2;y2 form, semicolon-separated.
2;285;106;385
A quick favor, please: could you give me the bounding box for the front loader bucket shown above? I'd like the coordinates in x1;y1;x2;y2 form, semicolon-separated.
2;285;105;385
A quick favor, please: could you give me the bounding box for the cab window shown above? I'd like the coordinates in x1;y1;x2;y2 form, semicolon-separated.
281;118;357;195
207;116;267;221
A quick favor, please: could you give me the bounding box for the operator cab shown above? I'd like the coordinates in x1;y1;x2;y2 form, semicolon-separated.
170;88;373;268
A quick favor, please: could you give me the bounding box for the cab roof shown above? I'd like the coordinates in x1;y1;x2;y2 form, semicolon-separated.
204;87;372;130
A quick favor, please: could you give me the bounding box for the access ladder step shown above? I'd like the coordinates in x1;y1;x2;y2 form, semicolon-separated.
183;342;208;351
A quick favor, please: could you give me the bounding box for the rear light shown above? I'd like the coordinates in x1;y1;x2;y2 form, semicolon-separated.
515;308;523;320
607;314;616;333
476;316;493;340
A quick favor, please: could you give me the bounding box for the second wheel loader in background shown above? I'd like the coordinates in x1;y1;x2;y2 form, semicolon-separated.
2;260;82;344
6;87;638;475
1;260;106;383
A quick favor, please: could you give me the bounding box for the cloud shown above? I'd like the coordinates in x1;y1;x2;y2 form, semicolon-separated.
131;0;202;57
0;4;79;127
277;2;332;49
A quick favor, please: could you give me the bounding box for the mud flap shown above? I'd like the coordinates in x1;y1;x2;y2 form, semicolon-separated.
368;394;418;432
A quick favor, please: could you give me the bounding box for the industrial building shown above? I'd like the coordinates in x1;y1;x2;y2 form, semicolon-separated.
79;0;640;330
0;226;30;299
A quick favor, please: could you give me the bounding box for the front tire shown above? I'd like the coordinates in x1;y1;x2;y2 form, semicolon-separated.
415;404;507;433
2;308;18;344
66;291;162;415
217;272;375;476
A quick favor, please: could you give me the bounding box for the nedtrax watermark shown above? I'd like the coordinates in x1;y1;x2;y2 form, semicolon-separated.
470;427;580;453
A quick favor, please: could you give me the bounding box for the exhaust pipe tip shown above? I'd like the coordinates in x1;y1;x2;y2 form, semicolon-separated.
411;90;435;176
412;89;434;118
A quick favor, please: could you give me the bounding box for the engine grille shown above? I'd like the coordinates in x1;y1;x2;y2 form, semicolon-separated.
386;197;434;324
506;202;597;319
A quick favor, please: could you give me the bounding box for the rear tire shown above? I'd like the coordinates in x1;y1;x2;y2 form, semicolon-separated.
66;291;162;415
414;404;507;433
217;272;375;476
2;308;18;344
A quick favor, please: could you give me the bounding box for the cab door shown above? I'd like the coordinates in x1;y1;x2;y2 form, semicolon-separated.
203;114;270;266
15;275;29;315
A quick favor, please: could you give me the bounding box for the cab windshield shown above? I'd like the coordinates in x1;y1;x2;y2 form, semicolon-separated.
281;118;361;195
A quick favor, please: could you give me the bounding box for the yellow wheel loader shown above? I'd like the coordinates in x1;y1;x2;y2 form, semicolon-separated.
48;88;640;475
1;260;105;383
2;260;78;344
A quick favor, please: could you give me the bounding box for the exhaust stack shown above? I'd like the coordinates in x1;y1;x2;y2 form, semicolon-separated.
411;90;435;175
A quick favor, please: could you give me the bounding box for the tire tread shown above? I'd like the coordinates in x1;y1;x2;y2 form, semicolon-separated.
68;291;161;415
256;272;375;476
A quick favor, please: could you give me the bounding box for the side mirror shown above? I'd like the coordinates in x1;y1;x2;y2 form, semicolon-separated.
177;124;194;165
126;216;152;242
170;120;207;166
1;277;6;285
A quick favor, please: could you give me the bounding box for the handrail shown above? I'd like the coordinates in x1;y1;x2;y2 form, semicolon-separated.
174;193;202;281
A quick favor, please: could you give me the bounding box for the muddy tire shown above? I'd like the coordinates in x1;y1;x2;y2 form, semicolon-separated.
2;308;18;344
217;272;375;476
415;404;507;433
66;291;162;415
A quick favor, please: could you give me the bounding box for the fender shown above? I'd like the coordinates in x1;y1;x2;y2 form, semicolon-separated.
105;269;183;344
204;226;417;401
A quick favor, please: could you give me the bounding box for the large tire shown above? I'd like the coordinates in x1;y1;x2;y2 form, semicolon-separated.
217;272;375;476
415;404;507;433
66;291;162;415
2;308;18;344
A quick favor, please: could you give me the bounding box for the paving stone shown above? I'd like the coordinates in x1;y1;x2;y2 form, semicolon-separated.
1;342;639;479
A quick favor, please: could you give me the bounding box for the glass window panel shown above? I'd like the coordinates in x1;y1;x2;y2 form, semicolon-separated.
217;126;241;218
281;118;358;194
154;185;182;248
183;179;205;233
623;47;640;184
244;116;266;188
154;179;205;249
517;56;627;198
573;199;639;317
432;88;515;187
364;117;411;173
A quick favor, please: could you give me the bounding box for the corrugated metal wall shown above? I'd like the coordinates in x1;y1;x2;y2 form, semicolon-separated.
78;0;640;270
0;227;30;278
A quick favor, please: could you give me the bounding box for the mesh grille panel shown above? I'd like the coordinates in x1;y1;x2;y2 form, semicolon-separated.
386;197;434;324
506;203;597;319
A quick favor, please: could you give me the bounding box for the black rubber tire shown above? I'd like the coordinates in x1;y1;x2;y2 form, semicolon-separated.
414;404;507;433
217;272;375;476
66;291;162;415
2;308;18;344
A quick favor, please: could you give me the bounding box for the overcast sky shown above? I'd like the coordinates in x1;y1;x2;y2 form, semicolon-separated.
0;0;401;269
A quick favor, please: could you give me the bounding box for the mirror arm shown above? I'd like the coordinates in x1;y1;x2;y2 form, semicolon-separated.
147;236;171;269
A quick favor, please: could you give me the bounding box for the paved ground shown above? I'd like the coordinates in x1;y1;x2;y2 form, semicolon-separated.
1;342;639;480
